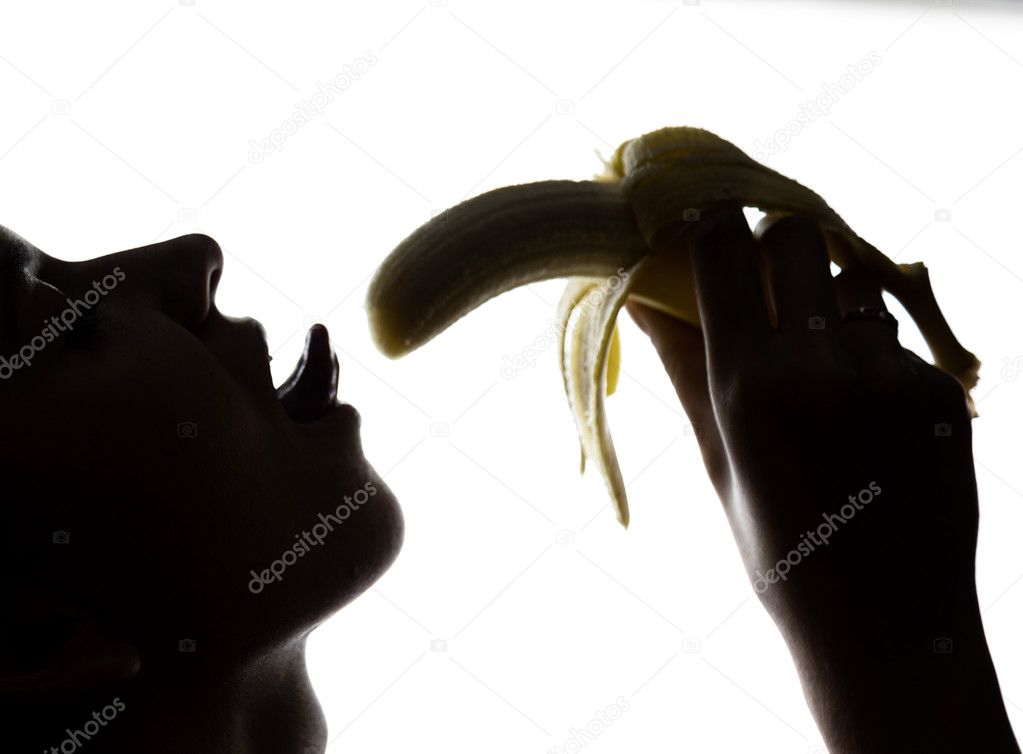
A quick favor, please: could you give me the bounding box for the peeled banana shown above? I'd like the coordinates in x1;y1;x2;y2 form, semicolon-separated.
366;126;980;528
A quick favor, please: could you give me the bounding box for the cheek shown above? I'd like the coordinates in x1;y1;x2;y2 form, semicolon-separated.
75;328;267;455
39;319;405;620
50;341;283;560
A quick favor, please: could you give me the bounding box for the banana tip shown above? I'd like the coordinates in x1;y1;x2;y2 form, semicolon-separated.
366;306;412;359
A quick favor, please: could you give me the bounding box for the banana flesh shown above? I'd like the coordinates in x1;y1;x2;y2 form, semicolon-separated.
366;180;649;358
366;126;980;528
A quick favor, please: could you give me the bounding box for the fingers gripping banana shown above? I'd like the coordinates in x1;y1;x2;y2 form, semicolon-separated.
366;126;980;528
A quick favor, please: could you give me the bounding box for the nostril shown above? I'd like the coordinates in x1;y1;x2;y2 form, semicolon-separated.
209;265;223;299
171;233;225;327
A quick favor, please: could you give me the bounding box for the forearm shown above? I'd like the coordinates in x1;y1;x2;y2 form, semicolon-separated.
782;598;1019;753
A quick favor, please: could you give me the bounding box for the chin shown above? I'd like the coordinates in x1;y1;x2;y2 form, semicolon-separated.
272;470;407;630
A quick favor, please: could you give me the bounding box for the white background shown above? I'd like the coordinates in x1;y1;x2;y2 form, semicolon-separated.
3;1;1022;751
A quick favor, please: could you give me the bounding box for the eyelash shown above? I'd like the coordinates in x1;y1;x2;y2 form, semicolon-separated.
64;302;104;348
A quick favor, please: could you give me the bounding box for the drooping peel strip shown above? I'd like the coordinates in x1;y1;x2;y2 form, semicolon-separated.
366;126;980;528
560;278;630;482
559;260;648;527
557;279;598;473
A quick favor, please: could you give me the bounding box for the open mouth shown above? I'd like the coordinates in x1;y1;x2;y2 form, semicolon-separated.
275;324;340;422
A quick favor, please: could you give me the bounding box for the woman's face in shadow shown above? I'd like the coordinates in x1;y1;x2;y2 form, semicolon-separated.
1;226;403;658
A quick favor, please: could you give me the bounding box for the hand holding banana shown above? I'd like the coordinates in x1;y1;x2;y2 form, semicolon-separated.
366;126;979;527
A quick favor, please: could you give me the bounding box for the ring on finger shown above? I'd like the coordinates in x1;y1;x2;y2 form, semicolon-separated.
841;306;898;330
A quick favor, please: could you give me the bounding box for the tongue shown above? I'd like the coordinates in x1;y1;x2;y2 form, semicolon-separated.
276;324;339;422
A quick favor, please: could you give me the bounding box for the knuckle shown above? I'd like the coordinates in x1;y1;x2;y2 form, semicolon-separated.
756;214;823;251
917;367;971;416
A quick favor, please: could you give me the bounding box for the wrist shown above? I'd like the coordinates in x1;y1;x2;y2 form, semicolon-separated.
781;598;1019;753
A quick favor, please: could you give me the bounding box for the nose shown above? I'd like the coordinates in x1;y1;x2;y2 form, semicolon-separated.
34;232;226;331
149;234;225;328
105;233;225;330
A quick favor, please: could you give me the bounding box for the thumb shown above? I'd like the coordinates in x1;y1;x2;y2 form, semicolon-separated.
625;301;711;417
626;301;728;493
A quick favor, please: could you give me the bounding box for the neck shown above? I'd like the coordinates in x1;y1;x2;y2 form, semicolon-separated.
24;635;327;754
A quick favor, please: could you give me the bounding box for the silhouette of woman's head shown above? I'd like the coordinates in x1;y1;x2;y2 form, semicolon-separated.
1;225;403;741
